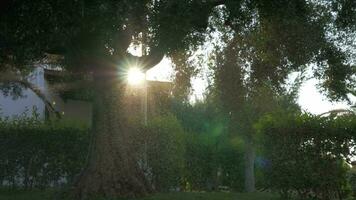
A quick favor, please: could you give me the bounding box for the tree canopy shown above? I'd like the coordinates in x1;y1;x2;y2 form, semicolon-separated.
1;1;354;97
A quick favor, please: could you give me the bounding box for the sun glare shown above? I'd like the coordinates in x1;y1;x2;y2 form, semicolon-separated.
127;67;145;85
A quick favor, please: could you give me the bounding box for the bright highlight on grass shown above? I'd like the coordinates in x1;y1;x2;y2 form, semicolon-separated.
127;67;145;85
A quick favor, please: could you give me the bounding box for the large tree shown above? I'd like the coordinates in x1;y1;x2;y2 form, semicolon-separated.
0;1;223;198
0;0;355;198
211;0;355;192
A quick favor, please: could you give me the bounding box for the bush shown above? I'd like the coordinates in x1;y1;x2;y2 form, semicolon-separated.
171;101;247;191
0;115;89;189
348;168;356;198
129;114;186;191
183;132;217;191
256;113;356;199
1;111;187;191
184;133;245;191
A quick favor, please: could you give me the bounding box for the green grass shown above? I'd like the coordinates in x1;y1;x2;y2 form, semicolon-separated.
0;189;55;200
0;190;279;200
138;192;279;200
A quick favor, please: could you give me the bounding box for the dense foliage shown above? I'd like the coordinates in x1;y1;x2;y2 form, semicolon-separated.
131;110;247;192
256;112;356;199
184;131;247;191
208;0;355;191
143;114;185;191
0;107;251;192
172;101;254;191
0;116;89;189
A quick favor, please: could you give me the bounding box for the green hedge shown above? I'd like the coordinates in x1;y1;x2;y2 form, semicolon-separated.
131;113;247;192
145;114;186;191
0;116;89;189
256;113;356;199
183;132;246;191
130;114;186;191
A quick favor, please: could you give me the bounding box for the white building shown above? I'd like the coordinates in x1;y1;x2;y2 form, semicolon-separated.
0;67;92;125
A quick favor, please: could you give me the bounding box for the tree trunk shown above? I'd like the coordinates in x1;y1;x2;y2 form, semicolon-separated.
72;76;152;199
244;139;255;192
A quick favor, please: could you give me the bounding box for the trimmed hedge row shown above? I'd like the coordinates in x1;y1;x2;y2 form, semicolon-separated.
257;113;356;199
0;117;89;189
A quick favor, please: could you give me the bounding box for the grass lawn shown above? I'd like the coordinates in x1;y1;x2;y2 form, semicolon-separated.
139;192;279;200
0;190;279;200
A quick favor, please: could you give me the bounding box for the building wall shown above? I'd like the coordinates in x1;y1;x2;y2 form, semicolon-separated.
0;68;46;118
0;67;92;125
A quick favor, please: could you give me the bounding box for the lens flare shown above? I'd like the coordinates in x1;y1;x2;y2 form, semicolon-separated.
127;67;145;85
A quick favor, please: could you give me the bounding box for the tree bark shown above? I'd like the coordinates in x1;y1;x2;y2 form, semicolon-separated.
72;75;152;199
244;139;256;193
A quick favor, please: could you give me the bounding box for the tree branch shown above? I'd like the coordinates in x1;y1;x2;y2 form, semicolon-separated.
318;109;355;117
113;44;164;72
206;0;226;7
347;88;356;97
118;0;225;71
0;72;62;119
124;49;165;72
19;80;62;119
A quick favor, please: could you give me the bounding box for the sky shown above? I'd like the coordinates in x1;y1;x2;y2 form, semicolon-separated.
297;79;353;114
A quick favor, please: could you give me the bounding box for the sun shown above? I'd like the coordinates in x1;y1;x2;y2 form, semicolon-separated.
127;67;145;85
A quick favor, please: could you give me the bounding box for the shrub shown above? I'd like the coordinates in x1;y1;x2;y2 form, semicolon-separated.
171;101;247;191
348;168;356;198
256;113;356;199
184;132;245;191
130;113;186;191
0;115;89;189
